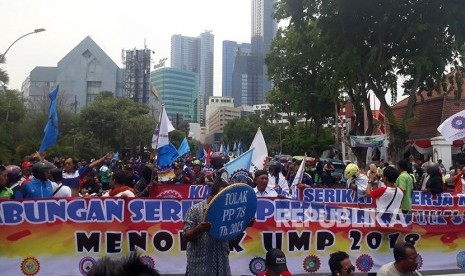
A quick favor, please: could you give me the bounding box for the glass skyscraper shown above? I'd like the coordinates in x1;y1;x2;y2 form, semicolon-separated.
230;0;277;107
150;68;199;124
251;0;277;103
222;41;251;98
171;31;214;126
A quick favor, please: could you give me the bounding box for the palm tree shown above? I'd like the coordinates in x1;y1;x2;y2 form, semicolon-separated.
0;54;9;85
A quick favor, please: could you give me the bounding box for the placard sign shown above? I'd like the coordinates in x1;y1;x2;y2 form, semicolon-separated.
204;183;257;241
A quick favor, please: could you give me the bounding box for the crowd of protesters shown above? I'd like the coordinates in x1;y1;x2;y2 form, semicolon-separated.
0;152;450;276
0;151;463;210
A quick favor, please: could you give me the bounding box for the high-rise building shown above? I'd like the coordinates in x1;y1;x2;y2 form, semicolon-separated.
150;67;199;124
171;35;199;72
229;0;277;107
232;51;253;107
122;48;151;104
250;0;277;104
171;31;214;126
251;0;277;58
222;41;251;97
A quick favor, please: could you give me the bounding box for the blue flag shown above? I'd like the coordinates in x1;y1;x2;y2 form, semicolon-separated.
157;143;179;167
237;141;243;155
177;137;190;157
39;86;59;153
196;144;204;160
112;152;119;161
224;148;254;176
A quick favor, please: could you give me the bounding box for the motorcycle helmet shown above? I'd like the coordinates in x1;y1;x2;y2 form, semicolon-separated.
344;163;360;180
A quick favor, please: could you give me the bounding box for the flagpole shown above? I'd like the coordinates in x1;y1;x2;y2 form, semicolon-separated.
340;107;346;161
154;105;164;166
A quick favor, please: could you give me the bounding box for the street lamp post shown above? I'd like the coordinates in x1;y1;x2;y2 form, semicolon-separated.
1;28;46;60
2;28;46;120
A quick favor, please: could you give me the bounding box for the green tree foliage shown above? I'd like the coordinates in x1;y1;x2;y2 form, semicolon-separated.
223;116;263;148
0;55;8;86
273;0;465;161
0;90;27;163
80;93;155;154
223;114;334;156
0;89;164;163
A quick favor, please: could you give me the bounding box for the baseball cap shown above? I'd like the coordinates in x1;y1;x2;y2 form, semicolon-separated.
266;249;288;274
21;161;33;168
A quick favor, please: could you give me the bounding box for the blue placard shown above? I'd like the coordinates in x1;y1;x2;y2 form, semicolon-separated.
204;183;257;241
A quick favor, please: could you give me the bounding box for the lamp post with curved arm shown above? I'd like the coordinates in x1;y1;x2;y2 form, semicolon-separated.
1;28;45;120
1;28;46;60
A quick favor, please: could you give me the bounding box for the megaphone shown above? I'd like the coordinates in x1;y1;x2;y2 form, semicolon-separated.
228;152;235;159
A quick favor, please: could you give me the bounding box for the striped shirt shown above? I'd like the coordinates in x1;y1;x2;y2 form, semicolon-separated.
183;200;231;276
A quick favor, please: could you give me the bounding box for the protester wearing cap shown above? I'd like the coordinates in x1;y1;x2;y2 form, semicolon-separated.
20;161;33;183
253;170;279;198
328;251;355;276
257;248;292;276
191;160;206;185
21;161;55;198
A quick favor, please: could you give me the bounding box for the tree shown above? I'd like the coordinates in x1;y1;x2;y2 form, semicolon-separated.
0;55;8;86
265;22;336;137
223;118;258;147
0;90;27;163
80;92;155;154
274;0;465;162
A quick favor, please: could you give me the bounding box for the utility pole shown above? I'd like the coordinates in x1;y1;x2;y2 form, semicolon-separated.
334;101;340;159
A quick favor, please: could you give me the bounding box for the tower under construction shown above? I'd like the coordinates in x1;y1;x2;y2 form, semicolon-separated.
122;48;151;103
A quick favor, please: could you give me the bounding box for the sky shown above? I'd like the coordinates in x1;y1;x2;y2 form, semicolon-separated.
0;0;254;95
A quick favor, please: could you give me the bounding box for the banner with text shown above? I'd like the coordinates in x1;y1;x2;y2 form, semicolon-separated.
152;185;465;213
1;198;465;275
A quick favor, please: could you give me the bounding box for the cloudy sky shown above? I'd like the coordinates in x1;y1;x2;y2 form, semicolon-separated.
1;0;255;94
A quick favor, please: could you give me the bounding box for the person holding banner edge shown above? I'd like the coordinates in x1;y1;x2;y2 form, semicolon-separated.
183;180;255;276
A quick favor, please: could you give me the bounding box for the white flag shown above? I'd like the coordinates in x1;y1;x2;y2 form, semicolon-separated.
157;106;175;149
437;109;465;142
291;157;306;187
290;155;306;197
249;128;268;172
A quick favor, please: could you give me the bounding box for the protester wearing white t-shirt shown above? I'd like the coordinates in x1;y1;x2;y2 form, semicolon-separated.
366;166;404;213
51;182;72;197
50;168;72;197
